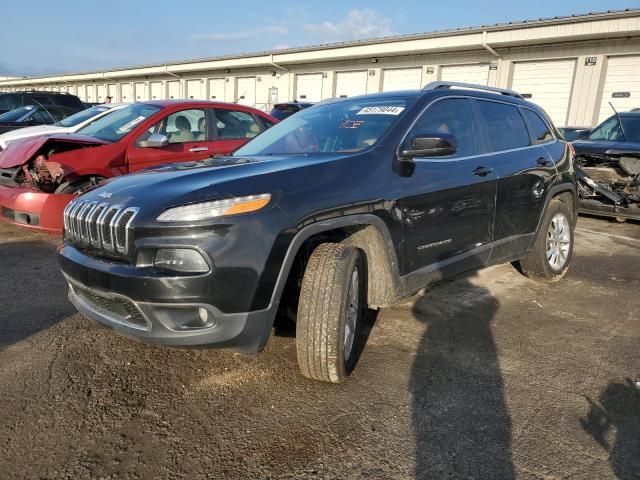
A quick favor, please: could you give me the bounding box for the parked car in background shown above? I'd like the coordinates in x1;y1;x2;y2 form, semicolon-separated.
573;111;640;221
269;101;314;120
58;82;576;383
0;91;84;115
0;103;128;150
0;104;95;135
0;100;277;234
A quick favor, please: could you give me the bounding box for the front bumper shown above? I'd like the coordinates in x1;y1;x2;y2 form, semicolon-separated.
0;183;73;235
59;245;275;354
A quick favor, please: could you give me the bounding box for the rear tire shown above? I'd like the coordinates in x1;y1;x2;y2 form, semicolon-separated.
296;243;364;383
514;199;574;282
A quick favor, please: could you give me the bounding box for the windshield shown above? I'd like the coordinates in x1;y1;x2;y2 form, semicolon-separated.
57;105;111;128
235;97;415;156
0;106;34;122
588;114;640;142
76;104;161;142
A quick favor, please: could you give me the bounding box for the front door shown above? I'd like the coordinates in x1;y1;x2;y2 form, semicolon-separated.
397;97;497;282
127;108;215;172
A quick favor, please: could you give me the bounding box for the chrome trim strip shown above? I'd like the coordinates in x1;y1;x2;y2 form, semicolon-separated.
115;207;139;254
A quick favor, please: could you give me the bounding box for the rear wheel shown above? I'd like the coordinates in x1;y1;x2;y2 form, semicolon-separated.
296;243;364;383
514;199;574;282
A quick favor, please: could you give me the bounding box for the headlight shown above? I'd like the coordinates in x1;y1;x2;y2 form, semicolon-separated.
154;248;209;274
156;194;271;222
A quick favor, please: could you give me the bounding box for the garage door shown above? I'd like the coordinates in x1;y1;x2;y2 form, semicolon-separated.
209;78;225;101
167;81;180;99
150;81;163;100
335;71;368;98
86;86;96;103
296;73;323;101
120;83;133;102
382;68;423;91
74;86;85;101
511;59;576;126
187;79;203;100
441;64;489;86
134;82;147;101
237;77;256;106
96;85;107;103
597;55;640;123
107;84;117;101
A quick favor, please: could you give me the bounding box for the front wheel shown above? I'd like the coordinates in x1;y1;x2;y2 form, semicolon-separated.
514;199;574;282
296;243;364;383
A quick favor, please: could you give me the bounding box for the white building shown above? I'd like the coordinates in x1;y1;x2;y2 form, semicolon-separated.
1;9;639;126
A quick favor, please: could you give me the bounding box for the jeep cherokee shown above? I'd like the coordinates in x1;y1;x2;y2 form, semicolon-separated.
59;82;577;383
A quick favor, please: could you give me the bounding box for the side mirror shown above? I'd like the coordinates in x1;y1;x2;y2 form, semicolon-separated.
136;133;169;148
401;133;458;158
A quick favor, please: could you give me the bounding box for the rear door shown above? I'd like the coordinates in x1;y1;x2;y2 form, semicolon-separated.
126;107;215;172
474;99;557;261
398;97;497;278
213;107;265;155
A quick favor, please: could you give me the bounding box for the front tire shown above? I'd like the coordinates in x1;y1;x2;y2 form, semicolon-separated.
514;199;574;282
296;243;364;383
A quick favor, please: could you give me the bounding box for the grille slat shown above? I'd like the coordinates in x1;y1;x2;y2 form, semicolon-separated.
74;285;147;328
64;199;138;256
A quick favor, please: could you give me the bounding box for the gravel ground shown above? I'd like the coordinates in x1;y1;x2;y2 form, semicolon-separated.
0;216;638;480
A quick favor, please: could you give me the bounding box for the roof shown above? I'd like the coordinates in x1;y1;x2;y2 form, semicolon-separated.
2;8;639;82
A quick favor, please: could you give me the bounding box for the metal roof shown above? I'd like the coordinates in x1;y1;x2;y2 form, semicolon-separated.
3;8;640;81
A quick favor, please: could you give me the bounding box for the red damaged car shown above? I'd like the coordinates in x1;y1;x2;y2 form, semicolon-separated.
0;101;277;234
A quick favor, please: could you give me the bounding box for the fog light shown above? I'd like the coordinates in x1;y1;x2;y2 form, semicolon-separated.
198;307;209;325
154;248;209;274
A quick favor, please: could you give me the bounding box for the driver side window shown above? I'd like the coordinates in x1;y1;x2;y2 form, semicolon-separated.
408;98;479;157
140;109;207;144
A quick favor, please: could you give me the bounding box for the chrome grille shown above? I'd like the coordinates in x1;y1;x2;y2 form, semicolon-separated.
64;199;139;256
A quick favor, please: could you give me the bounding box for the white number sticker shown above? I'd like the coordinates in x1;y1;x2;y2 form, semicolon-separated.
357;106;405;115
117;115;146;133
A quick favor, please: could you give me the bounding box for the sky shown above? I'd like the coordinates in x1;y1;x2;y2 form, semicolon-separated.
1;0;637;76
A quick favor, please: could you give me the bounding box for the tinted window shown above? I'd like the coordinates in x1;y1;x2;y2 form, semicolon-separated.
0;94;22;111
216;109;261;140
58;105;111;127
620;116;640;142
0;106;34;122
521;108;553;144
588;115;623;142
235;96;416;156
409;98;479;157
478;101;531;151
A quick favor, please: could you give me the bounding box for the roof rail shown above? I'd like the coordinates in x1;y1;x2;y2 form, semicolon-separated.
422;81;524;99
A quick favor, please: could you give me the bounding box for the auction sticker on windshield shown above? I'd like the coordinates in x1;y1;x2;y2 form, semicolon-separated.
357;106;405;115
117;116;146;133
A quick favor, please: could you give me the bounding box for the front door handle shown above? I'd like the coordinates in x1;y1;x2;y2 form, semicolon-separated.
189;146;209;152
536;157;553;167
473;166;494;177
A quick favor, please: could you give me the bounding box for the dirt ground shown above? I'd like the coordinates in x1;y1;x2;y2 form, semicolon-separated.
0;216;638;480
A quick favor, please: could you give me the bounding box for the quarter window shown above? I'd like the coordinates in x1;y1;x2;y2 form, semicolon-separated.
408;98;479;157
215;109;261;140
477;101;531;151
521;108;553;144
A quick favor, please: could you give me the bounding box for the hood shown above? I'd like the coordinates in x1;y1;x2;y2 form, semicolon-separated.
78;153;345;213
0;125;66;145
0;133;109;168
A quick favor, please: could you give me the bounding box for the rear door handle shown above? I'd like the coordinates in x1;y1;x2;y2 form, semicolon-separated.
473;166;494;177
189;146;208;152
536;157;553;167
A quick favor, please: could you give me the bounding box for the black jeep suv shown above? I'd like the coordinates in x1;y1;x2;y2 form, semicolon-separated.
0;91;85;115
59;82;577;383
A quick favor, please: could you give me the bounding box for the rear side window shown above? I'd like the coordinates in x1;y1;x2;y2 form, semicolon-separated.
477;100;530;151
0;94;22;111
409;98;479;157
215;109;261;140
521;108;553;144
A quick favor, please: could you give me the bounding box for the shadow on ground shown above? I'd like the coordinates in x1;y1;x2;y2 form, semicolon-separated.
410;276;515;479
0;240;73;348
581;378;640;479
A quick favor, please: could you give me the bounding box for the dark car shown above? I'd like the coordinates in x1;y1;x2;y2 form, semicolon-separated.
558;126;590;142
0;105;80;134
572;111;640;221
59;82;576;383
269;101;314;120
0;91;85;115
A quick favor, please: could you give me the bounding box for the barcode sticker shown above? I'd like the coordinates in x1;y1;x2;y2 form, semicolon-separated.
357;106;405;115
